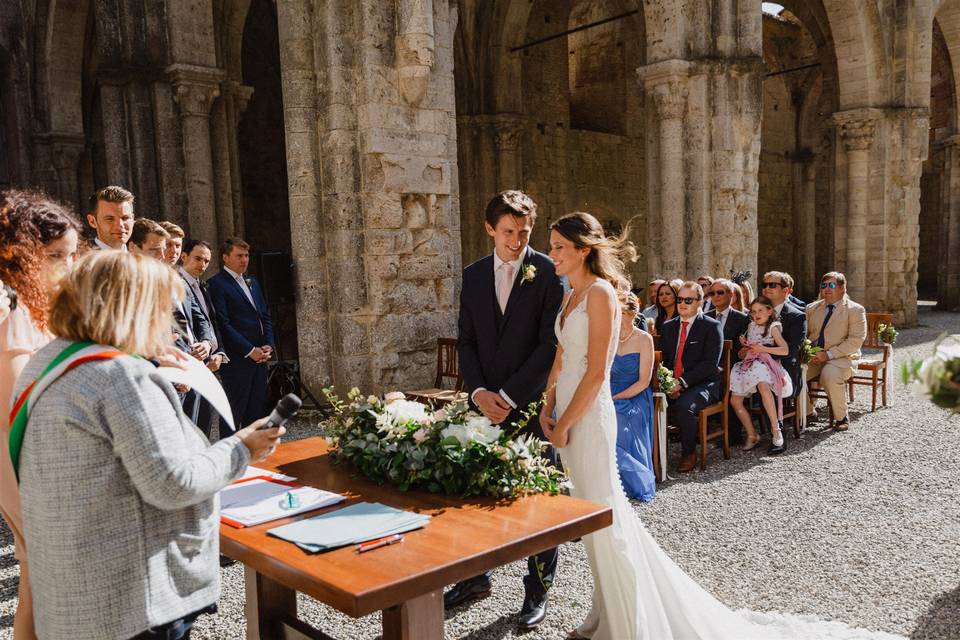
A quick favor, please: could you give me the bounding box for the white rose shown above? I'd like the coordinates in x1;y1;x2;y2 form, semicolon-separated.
384;399;431;424
441;424;471;447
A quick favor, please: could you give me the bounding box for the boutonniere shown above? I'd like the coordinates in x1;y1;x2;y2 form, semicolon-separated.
243;276;253;286
521;263;537;285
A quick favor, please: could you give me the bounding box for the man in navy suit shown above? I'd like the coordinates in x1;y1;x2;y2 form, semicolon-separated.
757;271;807;399
207;237;274;436
706;278;750;444
448;191;564;629
660;281;723;473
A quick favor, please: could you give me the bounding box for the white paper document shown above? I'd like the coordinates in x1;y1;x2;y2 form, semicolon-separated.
156;355;236;432
219;477;344;527
239;466;296;482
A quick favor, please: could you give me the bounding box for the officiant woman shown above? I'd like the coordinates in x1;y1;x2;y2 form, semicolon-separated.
11;250;284;640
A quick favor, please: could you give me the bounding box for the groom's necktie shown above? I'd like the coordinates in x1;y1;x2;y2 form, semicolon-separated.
498;263;515;313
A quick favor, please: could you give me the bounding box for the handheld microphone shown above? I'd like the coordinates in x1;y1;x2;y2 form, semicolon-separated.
258;393;302;430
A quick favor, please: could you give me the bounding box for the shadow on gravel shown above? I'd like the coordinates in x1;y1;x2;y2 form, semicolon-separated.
910;584;960;639
453;612;519;640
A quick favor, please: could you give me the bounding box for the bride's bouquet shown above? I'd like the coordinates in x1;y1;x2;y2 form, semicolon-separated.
901;335;960;414
321;388;566;498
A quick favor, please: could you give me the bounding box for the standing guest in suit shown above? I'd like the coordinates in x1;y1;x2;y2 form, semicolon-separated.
208;238;274;437
451;190;564;629
86;186;134;251
13;251;284;640
127;218;168;261
805;271;867;431
180;240;229;437
0;190;81;640
659;281;723;473
706;278;750;444
160;221;185;266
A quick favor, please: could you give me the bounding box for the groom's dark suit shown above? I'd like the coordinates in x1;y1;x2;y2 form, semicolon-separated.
456;245;564;604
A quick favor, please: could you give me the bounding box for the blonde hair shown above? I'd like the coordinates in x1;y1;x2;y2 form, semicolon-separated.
732;280;755;312
48;251;183;358
550;212;638;293
619;290;640;316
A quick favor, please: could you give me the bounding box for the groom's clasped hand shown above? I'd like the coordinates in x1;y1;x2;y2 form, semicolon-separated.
473;389;512;424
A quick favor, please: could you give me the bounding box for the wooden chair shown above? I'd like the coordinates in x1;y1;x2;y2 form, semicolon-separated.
406;338;468;406
747;364;804;439
696;340;733;471
806;376;836;429
847;312;893;412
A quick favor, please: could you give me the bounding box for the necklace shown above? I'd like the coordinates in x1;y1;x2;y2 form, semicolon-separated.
618;327;636;343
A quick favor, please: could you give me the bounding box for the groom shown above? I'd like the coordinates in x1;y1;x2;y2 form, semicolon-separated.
451;190;564;629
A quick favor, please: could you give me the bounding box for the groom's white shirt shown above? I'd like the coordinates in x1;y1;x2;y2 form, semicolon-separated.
470;250;525;411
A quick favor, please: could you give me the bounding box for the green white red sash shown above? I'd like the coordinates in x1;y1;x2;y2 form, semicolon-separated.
8;341;126;481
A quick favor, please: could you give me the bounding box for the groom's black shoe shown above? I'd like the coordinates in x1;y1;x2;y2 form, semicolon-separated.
443;576;491;609
518;591;548;629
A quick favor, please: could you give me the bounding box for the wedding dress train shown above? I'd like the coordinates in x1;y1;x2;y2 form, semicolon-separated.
555;279;903;640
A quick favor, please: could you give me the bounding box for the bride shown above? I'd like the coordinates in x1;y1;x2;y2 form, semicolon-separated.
538;212;901;640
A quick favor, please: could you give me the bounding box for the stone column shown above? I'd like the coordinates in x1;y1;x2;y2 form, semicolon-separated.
794;155;817;299
212;81;254;241
639;60;689;277
939;135;960;311
396;0;435;107
167;63;225;245
492;115;523;191
50;134;86;213
834;109;878;302
98;81;133;187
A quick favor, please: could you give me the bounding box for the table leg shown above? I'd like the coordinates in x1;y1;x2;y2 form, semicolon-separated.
381;589;444;640
244;566;297;640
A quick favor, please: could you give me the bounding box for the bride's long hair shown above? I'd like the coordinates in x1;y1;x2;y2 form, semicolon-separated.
550;212;638;293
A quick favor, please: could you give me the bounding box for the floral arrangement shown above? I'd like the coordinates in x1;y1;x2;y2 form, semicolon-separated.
877;323;898;345
656;363;678;393
901;335;960;413
800;337;824;364
521;263;537;284
321;388;565;498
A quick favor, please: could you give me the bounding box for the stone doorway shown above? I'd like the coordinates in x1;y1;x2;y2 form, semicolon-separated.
237;0;298;360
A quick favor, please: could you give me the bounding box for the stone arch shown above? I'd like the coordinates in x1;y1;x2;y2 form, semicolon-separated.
819;0;887;108
936;0;960;132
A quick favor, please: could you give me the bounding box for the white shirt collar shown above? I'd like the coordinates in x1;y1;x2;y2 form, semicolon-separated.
95;237;127;252
223;266;245;282
679;312;700;326
775;302;785;315
179;267;200;286
493;248;525;272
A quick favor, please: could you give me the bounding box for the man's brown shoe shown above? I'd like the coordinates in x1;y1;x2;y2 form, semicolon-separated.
834;416;850;431
677;452;697;473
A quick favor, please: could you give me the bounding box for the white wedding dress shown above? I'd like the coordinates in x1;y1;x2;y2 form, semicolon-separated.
555;279;903;640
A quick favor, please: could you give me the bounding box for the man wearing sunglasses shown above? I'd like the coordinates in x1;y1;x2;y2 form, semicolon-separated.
805;272;867;430
659;281;723;473
757;271;807;401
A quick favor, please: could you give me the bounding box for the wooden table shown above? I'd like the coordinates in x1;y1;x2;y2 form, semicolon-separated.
220;437;612;640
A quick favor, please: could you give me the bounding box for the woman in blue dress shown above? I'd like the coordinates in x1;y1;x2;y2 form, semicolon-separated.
611;292;656;501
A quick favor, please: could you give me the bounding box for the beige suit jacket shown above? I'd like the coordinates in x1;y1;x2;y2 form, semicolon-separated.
805;295;867;369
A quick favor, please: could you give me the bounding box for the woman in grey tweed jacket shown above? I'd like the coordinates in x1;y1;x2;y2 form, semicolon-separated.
12;252;284;640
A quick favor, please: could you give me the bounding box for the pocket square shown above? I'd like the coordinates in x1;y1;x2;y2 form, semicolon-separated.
688;340;699;345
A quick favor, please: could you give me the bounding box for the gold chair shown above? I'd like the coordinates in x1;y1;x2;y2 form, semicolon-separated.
847;312;893;412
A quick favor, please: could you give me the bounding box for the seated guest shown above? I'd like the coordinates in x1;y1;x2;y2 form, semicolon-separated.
611;292;656;501
127;217;168;261
729;296;793;454
707;279;749;363
12;250;285;640
806;271;867;431
642;278;665;320
160;221;185;266
757;271;806;397
86;186;134;251
788;291;807;310
0;190;81;640
697;275;714;311
659;282;723;473
652;281;679;336
731;280;755;313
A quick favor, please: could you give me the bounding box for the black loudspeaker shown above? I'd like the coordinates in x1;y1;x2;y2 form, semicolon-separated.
258;251;295;305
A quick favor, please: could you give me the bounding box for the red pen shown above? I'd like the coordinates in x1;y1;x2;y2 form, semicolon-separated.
355;534;403;553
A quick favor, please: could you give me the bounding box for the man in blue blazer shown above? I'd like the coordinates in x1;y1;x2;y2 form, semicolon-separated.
660;281;723;473
207;237;274;437
450;191;564;629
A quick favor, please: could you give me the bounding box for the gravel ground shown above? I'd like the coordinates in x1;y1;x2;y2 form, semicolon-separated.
0;306;958;639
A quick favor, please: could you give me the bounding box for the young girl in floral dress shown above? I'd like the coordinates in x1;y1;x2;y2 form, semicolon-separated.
729;295;793;455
